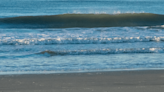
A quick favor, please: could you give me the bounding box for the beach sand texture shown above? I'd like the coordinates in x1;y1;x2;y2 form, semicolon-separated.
1;70;164;92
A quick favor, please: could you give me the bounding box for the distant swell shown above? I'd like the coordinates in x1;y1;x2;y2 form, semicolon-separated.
0;36;164;45
0;13;164;28
39;48;164;56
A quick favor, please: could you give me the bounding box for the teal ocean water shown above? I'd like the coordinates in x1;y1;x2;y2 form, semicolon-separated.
0;0;164;74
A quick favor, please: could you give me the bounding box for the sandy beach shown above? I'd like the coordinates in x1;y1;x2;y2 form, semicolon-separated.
1;70;164;92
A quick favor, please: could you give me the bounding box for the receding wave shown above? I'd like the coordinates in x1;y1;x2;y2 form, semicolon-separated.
0;13;164;28
38;48;164;56
0;36;164;45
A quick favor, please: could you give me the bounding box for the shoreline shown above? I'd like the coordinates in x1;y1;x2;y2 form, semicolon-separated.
1;68;164;75
1;70;164;92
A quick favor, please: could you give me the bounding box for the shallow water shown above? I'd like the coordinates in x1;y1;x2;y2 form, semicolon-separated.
0;0;164;74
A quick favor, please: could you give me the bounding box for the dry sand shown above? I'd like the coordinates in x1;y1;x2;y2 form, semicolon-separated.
1;70;164;92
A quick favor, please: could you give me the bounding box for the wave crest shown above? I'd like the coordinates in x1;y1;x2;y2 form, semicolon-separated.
0;13;164;28
38;48;164;56
0;36;164;45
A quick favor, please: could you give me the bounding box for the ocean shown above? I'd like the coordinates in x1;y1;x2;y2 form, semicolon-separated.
0;0;164;74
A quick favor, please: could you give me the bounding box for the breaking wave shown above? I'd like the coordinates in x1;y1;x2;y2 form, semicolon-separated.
0;13;164;28
0;36;164;45
38;48;164;56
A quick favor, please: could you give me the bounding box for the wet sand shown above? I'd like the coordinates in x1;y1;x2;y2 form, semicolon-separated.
1;70;164;92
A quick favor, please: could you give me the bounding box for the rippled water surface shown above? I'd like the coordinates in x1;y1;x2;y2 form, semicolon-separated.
0;0;164;74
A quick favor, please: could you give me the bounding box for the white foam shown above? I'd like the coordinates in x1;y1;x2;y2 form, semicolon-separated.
113;11;145;14
0;36;164;45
